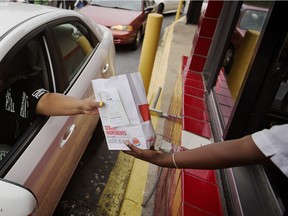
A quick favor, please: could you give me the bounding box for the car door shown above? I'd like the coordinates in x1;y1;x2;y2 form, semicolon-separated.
0;18;114;216
164;0;179;12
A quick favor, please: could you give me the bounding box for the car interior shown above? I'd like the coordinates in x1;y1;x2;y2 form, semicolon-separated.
0;40;47;163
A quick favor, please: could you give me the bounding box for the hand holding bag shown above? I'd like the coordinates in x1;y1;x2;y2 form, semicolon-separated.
92;72;156;150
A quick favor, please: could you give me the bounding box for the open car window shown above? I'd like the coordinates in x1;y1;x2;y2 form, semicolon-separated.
0;20;101;171
0;37;49;168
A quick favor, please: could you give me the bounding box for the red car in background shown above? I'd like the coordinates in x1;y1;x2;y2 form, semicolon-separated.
79;0;156;50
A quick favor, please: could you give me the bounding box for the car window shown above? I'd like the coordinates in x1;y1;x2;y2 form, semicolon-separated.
0;38;48;164
51;22;95;82
0;21;99;166
239;9;267;31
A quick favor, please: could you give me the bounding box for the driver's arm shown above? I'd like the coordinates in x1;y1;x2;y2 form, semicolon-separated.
36;92;102;116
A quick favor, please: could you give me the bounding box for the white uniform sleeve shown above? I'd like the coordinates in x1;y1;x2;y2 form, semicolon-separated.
251;124;288;177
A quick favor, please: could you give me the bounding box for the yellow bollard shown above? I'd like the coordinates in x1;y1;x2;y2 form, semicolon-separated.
227;30;260;99
138;13;163;95
175;0;183;21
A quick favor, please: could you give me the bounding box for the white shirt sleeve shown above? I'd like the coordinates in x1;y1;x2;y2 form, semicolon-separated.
251;124;288;177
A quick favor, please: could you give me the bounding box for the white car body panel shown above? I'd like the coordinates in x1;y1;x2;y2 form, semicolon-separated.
154;0;182;14
0;2;115;215
0;179;37;215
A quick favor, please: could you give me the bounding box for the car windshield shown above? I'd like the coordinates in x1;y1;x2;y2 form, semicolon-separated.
90;0;142;11
239;9;267;31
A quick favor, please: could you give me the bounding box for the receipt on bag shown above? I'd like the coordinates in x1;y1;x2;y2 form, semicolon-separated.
97;88;130;127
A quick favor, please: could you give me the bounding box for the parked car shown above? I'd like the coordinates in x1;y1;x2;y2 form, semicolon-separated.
79;0;156;50
223;3;268;74
155;0;186;14
0;2;115;216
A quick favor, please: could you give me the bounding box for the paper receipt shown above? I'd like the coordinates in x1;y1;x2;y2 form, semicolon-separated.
98;88;130;127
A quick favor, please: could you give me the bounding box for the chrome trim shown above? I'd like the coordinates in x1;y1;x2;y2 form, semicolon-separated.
43;36;56;93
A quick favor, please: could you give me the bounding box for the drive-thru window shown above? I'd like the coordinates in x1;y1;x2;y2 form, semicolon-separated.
155;1;288;215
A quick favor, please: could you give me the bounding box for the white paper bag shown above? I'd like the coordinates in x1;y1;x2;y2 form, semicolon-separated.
92;72;156;150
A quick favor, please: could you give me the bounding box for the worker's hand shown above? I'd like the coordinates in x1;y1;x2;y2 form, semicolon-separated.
123;141;166;166
81;96;104;115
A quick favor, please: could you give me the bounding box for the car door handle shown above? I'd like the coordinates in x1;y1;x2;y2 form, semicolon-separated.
102;63;109;74
59;124;76;149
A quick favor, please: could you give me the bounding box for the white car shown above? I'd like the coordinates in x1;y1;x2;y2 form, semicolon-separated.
0;2;115;216
155;0;186;14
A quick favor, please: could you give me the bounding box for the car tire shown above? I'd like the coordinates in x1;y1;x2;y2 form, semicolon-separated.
157;3;164;14
130;29;142;50
223;45;234;74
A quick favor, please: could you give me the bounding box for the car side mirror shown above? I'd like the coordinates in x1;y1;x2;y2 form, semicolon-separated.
0;179;38;215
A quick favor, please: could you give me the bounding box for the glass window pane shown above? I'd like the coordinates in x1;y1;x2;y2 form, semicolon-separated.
52;22;94;81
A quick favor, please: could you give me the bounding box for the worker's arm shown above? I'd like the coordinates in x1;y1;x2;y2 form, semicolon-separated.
124;135;268;169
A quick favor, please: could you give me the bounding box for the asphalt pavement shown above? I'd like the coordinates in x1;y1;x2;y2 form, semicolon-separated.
53;122;119;215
